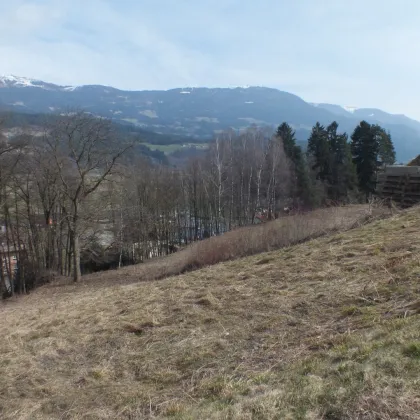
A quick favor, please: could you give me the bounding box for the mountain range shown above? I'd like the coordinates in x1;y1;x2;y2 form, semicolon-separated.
0;75;419;162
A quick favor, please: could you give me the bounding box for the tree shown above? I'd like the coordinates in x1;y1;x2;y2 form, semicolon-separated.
206;133;230;234
265;134;290;218
374;125;396;167
45;112;131;282
0;118;29;296
277;122;297;161
277;122;312;208
351;121;395;201
307;121;357;204
326;122;357;202
307;122;330;182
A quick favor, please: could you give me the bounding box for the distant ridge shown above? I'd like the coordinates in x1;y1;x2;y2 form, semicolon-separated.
0;75;419;161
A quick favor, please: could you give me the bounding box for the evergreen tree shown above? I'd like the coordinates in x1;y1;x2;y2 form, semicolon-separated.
351;120;394;201
373;125;396;167
332;131;358;201
307;122;330;181
327;122;357;201
277;122;296;160
307;121;357;203
276;122;312;207
326;121;339;187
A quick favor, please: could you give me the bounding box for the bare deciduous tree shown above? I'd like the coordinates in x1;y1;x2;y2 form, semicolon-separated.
45;112;131;282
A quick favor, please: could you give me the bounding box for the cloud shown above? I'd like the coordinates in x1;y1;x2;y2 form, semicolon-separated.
1;0;420;118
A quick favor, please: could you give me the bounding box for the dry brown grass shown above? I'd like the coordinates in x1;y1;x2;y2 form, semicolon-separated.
2;205;420;419
80;204;387;288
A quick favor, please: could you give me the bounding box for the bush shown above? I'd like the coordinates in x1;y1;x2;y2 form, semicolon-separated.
112;205;386;286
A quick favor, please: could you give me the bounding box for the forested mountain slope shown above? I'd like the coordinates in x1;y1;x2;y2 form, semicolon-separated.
1;76;419;161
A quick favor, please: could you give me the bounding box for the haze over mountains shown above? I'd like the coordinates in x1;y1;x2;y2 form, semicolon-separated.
0;75;419;162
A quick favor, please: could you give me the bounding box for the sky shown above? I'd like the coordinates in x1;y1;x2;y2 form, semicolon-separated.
2;0;420;118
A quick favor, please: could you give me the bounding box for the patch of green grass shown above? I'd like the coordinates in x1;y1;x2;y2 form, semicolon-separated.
141;142;209;154
341;305;362;317
402;342;420;359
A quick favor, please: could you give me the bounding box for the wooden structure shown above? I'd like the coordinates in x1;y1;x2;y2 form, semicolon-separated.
377;165;420;207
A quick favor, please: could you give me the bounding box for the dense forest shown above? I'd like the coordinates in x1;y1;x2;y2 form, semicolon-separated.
0;111;395;297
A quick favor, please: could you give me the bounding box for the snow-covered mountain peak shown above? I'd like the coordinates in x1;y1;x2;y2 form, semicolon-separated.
0;75;77;91
0;75;41;87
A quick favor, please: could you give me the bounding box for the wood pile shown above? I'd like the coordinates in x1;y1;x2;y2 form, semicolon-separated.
377;165;420;207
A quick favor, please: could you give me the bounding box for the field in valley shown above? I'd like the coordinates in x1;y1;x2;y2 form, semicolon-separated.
1;205;420;419
141;142;209;154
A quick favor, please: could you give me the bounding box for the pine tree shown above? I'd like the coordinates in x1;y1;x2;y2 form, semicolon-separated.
332;131;358;201
327;122;357;201
351;121;385;201
276;122;312;207
307;122;330;181
307;121;357;203
277;122;296;160
373;125;396;167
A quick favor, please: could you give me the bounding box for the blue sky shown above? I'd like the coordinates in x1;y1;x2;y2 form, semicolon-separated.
2;0;420;118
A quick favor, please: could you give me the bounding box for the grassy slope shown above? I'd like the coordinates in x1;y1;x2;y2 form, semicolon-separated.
1;208;420;419
84;205;380;288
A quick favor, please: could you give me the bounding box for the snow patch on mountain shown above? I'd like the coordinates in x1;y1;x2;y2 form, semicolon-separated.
63;86;78;91
343;105;358;113
0;75;37;87
0;75;77;92
227;85;252;89
139;110;158;118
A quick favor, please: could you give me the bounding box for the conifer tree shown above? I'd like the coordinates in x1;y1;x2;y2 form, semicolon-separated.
373;125;396;167
351;121;395;201
327;122;357;201
276;122;312;207
307;121;357;203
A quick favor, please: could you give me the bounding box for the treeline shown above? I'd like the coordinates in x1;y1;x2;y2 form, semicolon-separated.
0;112;395;297
0;109;198;147
283;119;396;206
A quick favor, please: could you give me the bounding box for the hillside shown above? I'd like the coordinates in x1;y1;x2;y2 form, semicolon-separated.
0;110;204;164
1;76;420;161
1;206;420;419
0;109;195;147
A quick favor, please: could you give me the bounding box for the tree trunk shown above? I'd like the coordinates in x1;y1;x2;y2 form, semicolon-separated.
72;230;81;282
0;256;8;297
247;166;253;224
118;191;124;269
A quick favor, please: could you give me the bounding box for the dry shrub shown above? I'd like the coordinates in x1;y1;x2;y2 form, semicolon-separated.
82;204;387;287
178;205;376;273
